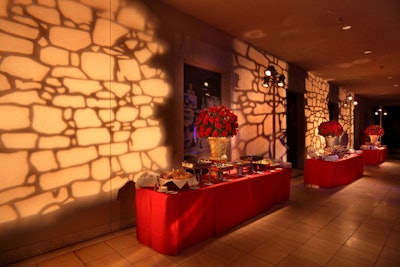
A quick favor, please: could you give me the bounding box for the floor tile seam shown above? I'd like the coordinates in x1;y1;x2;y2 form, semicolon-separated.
323;244;379;267
223;231;272;256
227;251;273;267
372;244;388;266
201;245;242;265
234;231;275;245
280;244;333;267
323;223;384;267
332;191;391;266
83;234;145;265
72;250;86;265
4;247;74;267
246;248;280;266
314;197;357;234
274;215;348;267
73;241;118;265
68;231;122;252
362;189;398;232
10;238;97;267
113;247;152;266
240;221;307;262
373;215;400;265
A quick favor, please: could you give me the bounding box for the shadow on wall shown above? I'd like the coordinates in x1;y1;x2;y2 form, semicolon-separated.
117;181;136;223
0;180;136;263
0;0;171;264
0;181;136;263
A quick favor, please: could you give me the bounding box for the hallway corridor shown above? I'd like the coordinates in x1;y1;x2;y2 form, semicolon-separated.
7;160;400;267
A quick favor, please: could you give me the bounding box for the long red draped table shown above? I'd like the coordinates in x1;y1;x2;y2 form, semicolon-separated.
304;154;363;188
135;168;291;255
361;146;387;165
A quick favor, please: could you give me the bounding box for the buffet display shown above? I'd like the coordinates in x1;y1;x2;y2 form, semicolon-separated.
135;149;292;255
360;125;387;165
232;160;251;176
208;163;234;181
307;145;360;162
304;153;363;188
360;145;387;165
135;166;292;255
135;155;288;193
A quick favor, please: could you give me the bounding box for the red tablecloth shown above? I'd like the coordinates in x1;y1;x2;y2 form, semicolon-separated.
361;146;387;165
135;168;291;255
304;154;363;188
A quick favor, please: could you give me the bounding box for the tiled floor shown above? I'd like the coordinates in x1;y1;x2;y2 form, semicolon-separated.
8;160;400;267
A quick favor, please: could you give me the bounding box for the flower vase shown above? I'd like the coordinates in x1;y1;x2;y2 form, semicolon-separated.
208;137;229;163
369;135;379;144
324;136;338;148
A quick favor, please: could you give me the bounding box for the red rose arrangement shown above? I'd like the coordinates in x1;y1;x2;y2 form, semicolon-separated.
196;105;238;138
318;120;344;137
364;125;384;135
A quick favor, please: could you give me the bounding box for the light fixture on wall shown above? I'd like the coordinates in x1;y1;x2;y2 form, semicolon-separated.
374;106;388;127
261;65;286;159
342;94;358;107
262;66;286;88
340;94;358;148
202;81;211;96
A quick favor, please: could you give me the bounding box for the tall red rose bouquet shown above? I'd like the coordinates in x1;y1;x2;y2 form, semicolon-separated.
196;105;238;138
318;120;343;137
364;125;384;135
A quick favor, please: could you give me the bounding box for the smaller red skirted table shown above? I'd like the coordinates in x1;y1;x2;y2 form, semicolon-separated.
361;146;387;165
304;154;363;188
135;168;291;255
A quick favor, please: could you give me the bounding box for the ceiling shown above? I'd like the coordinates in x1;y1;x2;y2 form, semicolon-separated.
159;0;400;105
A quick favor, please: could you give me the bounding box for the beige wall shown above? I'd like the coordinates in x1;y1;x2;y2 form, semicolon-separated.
0;0;171;263
0;0;350;264
232;41;288;160
304;72;355;155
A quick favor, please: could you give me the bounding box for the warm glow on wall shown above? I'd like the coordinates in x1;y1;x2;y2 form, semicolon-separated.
0;0;171;224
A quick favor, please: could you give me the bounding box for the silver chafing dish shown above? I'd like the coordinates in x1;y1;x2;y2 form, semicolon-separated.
208;163;234;181
182;159;212;182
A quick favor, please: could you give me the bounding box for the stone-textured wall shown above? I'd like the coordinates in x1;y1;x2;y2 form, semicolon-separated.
0;0;291;263
305;72;354;155
232;40;288;160
0;0;352;264
338;88;355;148
0;0;170;223
305;72;330;151
0;0;172;263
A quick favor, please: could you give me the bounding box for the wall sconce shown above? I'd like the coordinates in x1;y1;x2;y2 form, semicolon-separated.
202;81;211;96
374;106;388;127
262;66;286;88
261;65;286;159
342;94;358;107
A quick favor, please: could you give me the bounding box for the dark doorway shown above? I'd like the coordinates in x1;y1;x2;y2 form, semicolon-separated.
377;105;400;156
286;91;305;169
329;102;339;121
183;64;221;160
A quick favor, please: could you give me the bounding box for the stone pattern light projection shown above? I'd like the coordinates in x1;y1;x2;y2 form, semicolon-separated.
305;73;330;150
232;40;288;160
338;88;355;148
304;73;353;154
0;0;169;223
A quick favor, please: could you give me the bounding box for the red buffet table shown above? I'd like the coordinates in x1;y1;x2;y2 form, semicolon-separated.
361;146;387;165
135;168;291;255
304;154;363;188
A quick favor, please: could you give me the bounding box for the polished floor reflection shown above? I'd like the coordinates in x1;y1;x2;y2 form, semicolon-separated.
8;160;400;267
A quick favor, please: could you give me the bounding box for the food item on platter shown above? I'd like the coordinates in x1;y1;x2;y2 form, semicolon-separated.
158;186;168;192
160;168;193;180
233;160;251;168
182;159;212;169
252;159;272;165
